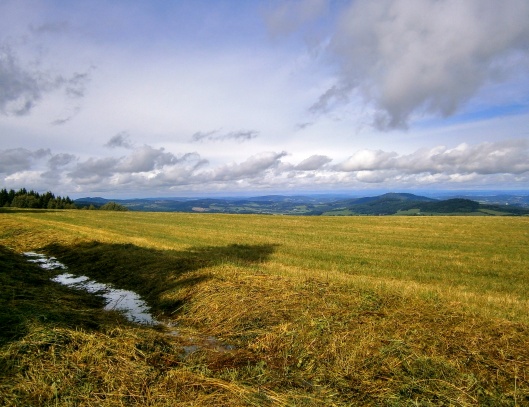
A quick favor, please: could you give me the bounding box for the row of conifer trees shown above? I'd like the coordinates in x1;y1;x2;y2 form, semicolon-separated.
0;188;76;209
0;188;129;211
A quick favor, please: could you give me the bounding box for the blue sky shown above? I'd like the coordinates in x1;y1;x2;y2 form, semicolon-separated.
1;0;528;198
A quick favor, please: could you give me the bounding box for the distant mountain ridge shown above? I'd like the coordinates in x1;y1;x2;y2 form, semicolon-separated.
75;192;529;216
346;192;435;205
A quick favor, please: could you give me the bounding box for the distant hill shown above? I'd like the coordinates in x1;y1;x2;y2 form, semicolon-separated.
412;198;480;213
75;197;109;205
75;193;529;216
437;193;529;207
350;192;435;205
314;193;436;215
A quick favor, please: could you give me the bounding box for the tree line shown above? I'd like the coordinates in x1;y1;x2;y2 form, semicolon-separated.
0;188;128;211
0;188;76;209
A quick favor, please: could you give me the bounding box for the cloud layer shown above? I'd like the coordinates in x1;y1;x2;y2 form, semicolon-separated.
2;139;528;196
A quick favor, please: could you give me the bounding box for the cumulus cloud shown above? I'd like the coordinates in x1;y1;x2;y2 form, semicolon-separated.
148;154;209;187
47;153;76;170
408;140;529;175
66;150;289;191
319;0;529;129
295;154;332;170
117;146;179;173
39;153;76;180
337;140;529;177
68;157;119;185
0;148;50;174
67;145;208;188
68;146;173;184
191;129;259;143
335;149;397;171
355;170;393;184
210;151;288;181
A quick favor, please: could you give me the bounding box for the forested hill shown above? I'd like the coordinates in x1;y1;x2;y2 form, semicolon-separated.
74;193;529;216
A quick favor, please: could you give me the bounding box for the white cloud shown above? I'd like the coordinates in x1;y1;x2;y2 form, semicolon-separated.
355;170;392;183
336;149;397;171
68;157;119;185
210;151;288;181
336;140;529;177
47;153;76;170
116;146;178;173
323;0;529;129
2;139;527;195
294;154;332;170
0;148;50;174
192;129;259;143
152;154;208;187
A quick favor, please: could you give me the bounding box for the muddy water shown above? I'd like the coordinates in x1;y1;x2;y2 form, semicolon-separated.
23;252;157;325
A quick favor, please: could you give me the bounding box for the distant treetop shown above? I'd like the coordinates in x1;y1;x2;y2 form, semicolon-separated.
99;202;129;211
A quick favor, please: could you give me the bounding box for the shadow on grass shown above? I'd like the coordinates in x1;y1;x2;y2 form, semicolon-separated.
43;241;277;315
0;207;59;214
0;241;277;347
0;245;111;347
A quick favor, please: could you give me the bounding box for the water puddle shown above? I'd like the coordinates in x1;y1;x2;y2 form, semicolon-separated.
52;273;157;324
23;252;157;325
23;252;236;354
24;252;67;270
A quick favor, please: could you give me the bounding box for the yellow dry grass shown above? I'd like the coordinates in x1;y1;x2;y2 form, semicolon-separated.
1;209;528;405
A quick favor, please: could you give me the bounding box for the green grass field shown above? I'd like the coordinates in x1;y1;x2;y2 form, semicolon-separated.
1;209;528;406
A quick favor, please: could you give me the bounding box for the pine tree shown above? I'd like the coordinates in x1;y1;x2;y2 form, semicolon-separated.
0;189;9;207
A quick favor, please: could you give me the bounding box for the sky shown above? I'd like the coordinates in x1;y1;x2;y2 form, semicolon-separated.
1;0;529;198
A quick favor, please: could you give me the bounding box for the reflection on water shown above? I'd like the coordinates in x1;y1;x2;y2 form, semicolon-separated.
24;252;157;325
23;252;67;270
52;273;157;325
23;251;236;353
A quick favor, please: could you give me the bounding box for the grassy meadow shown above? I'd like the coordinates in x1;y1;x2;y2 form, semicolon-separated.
1;209;528;406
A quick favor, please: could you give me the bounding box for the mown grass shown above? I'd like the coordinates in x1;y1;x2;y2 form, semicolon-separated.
1;209;528;406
